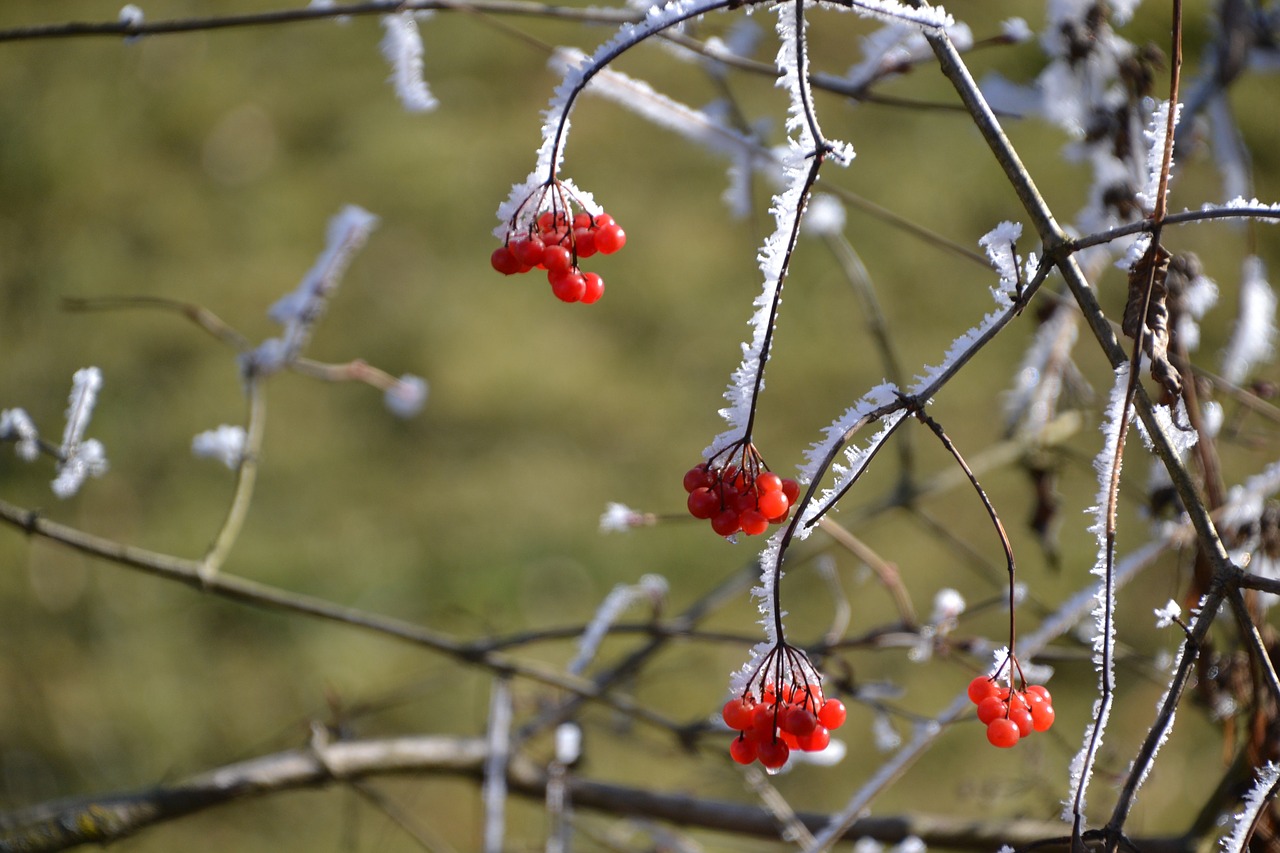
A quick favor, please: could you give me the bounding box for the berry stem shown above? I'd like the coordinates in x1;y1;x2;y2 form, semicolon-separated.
543;0;746;186
909;402;1020;665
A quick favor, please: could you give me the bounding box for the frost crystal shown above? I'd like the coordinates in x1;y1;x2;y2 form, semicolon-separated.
384;374;428;418
1135;100;1180;214
52;368;109;499
569;575;668;675
1064;363;1132;820
1001;17;1032;43
0;408;40;461
978;221;1023;290
1221;762;1280;853
1220;256;1276;385
380;12;438;113
598;502;652;533
1153;599;1181;629
546;47;773;217
260;205;379;371
192;425;248;470
929;588;965;625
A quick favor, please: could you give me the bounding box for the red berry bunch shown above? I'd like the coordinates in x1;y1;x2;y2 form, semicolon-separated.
683;459;800;538
491;186;626;304
723;682;847;769
967;676;1056;748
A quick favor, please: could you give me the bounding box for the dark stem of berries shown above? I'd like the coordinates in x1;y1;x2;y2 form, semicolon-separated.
910;403;1020;666
543;0;749;186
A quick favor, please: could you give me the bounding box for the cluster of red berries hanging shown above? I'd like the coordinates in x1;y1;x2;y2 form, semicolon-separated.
683;461;800;538
967;675;1056;748
491;205;626;304
722;683;847;770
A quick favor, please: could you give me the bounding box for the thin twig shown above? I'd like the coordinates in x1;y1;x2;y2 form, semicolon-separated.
198;378;266;582
816;518;916;628
0;732;1196;853
0;498;679;731
0;1;640;43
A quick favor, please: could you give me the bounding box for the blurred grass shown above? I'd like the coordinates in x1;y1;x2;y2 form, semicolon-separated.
1;1;1278;850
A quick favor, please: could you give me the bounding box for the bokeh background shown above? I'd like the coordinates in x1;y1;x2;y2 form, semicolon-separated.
1;1;1278;850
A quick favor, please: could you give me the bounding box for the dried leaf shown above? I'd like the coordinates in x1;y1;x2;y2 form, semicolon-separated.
1124;241;1181;397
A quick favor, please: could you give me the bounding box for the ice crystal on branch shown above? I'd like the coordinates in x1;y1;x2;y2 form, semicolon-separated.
250;205;379;374
1153;599;1181;629
52;367;109;499
0;408;39;462
1220;256;1276;385
547;47;773;218
1065;363;1134;820
569;574;667;675
1221;762;1280;853
383;374;428;418
192;425;247;470
978;220;1022;290
380;12;438;113
1136;100;1180;214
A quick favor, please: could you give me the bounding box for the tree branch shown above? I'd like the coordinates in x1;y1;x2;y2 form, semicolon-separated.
0;734;1196;853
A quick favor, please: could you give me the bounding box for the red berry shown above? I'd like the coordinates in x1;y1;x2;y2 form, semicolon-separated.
781;478;801;504
1009;707;1034;737
711;509;740;537
573;228;597;258
511;238;545;267
817;699;846;730
740;510;769;536
1030;699;1055;732
1026;684;1052;705
687;487;719;520
757;489;789;520
756;472;783;492
573;212;593;230
779;705;817;737
684;464;713;493
596;223;627;254
580;272;604;304
746;704;777;741
967;676;997;705
986;718;1020;748
797;725;830;752
756;738;790;769
542;245;573;274
490;246;522;275
976;696;1007;725
549;270;586;303
729;735;757;765
722;697;754;730
592;213;615;229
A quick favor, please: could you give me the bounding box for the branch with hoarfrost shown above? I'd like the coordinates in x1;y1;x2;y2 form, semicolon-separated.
51;367;109;498
810;535;1181;852
1220;762;1280;853
0;1;643;44
0;730;1196;853
252;204;380;373
380;11;438;113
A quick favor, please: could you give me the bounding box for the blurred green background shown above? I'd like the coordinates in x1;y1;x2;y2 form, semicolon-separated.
1;1;1278;850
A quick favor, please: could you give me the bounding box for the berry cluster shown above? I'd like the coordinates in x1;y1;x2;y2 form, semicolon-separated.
683;461;800;538
491;205;626;304
967;676;1056;748
723;683;847;769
